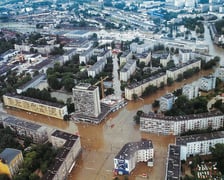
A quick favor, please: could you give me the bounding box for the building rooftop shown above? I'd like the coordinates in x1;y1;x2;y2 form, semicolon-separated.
179;49;192;53
17;74;46;90
28;58;52;70
88;58;106;71
3;116;42;131
4;94;65;108
141;111;223;122
120;59;136;73
166;145;181;180
176;131;224;146
98;49;110;57
51;129;79;143
115;140;153;160
120;50;131;58
80;48;93;56
43;130;79;180
126;72;166;89
0;148;22;165
74;83;97;91
167;59;200;72
161;93;174;100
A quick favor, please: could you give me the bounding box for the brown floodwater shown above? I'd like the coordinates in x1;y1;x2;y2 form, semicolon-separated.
5;69;213;180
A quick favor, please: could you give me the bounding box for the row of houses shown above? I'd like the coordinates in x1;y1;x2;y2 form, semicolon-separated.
140;111;224;135
125;59;201;100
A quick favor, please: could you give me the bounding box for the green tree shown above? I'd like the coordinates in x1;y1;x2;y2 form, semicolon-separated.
210;143;224;174
47;74;62;90
167;77;174;86
29;173;40;180
152;100;160;108
132;93;138;101
0;174;10;180
62;78;75;92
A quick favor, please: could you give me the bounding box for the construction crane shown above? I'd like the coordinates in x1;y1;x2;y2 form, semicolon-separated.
94;76;109;99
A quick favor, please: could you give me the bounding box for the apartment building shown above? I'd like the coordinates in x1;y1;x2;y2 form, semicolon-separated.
87;58;107;78
125;72;167;100
2;116;48;144
120;59;136;82
114;140;154;175
165;145;181;180
166;60;201;81
160;54;171;67
96;49;111;61
43;130;81;180
0;49;19;62
73;83;101;117
79;48;94;64
199;76;216;92
130;42;152;54
119;50;132;65
159;93;175;112
182;83;199;100
62;49;76;63
215;66;224;81
3;94;68;120
140;111;224;135
176;131;224;160
179;49;192;63
135;51;151;65
0;148;23;177
16;74;46;94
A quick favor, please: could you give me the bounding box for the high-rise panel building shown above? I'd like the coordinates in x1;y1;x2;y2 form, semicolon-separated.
73;83;101;117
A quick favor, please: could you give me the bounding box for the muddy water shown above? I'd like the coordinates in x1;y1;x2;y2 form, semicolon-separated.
6;108;78;133
69;69;213;180
5;69;213;180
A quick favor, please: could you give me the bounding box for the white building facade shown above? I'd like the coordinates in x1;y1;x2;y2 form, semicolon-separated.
160;93;175;112
140;111;224;135
176;131;224;160
120;59;136;82
199;76;216;91
182;83;199;100
114;140;154;175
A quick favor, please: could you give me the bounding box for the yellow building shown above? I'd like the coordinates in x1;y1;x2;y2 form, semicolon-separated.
3;94;68;119
0;148;23;177
0;161;11;177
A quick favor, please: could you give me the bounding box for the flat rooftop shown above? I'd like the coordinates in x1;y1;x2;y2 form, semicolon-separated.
176;131;224;146
141;111;224;122
166;145;181;180
4;93;65;108
126;72;166;90
74;83;97;91
3;116;42;131
161;93;174;100
17;74;46;90
167;59;200;72
43;130;80;180
88;59;106;71
115;140;153;160
120;59;136;73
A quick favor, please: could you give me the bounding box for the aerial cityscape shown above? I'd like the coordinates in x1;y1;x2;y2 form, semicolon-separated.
0;0;224;180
